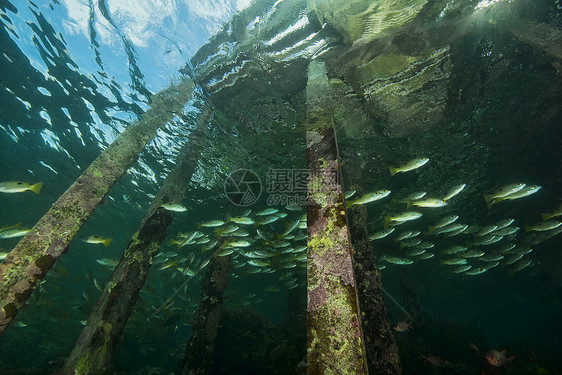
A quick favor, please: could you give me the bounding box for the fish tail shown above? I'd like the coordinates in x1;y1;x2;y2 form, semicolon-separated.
525;225;531;232
196;223;202;229
406;200;412;209
389;167;398;176
226;214;232;223
540;213;551;221
102;238;113;247
486;199;495;210
483;193;492;203
384;216;392;228
427;225;434;233
30;182;43;194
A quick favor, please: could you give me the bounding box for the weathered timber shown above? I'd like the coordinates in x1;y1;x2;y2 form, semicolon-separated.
181;252;230;375
348;204;402;375
305;60;368;375
60;107;210;374
0;78;194;336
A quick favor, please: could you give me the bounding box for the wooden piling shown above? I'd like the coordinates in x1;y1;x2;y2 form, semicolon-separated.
181;253;230;375
348;204;402;375
305;60;368;375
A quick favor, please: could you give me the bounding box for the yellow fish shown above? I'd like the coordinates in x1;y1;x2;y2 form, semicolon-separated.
407;198;447;209
85;235;113;247
159;203;187;212
0;181;43;194
442;184;466;201
346;189;391;207
384;211;423;227
389;158;429;176
494;185;541;203
96;258;119;267
0;228;31;239
541;204;562;221
484;183;525;204
525;220;561;232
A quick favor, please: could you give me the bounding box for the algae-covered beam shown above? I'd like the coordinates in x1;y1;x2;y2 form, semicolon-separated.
181;252;230;375
348;204;402;375
305;60;368;375
61;107;211;374
0;78;194;336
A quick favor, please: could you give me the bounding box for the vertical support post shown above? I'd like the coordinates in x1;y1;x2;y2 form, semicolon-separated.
181;253;230;375
0;79;194;336
305;60;368;375
348;205;402;375
61;108;211;375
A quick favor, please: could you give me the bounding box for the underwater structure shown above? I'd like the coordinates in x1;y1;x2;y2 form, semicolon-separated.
0;0;561;374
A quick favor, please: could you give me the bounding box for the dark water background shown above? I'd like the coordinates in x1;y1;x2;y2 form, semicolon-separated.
1;0;561;374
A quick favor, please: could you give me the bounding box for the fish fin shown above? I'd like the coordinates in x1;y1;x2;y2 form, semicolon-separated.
389;167;398;176
30;182;43;194
486;199;495;210
540;213;551;221
102;238;113;247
